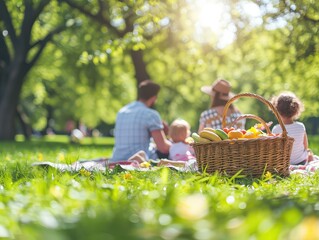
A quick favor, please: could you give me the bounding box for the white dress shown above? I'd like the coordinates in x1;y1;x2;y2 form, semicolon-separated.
272;121;308;165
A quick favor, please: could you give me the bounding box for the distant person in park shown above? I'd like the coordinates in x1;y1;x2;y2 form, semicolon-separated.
70;129;84;144
168;119;195;161
271;92;314;165
110;80;172;162
198;79;245;133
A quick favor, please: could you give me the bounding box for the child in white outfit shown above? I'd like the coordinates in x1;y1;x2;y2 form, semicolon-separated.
271;92;314;165
168;119;195;161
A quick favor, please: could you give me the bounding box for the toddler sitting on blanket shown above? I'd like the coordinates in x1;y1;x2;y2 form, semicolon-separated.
271;92;315;165
167;119;195;161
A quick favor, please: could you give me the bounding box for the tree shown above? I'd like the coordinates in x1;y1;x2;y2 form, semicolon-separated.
0;0;71;140
60;0;177;87
249;0;319;118
2;0;318;139
57;0;223;129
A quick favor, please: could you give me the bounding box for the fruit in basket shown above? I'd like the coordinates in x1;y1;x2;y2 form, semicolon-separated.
240;129;247;134
199;130;222;142
243;131;256;139
198;137;212;143
203;127;215;132
213;129;229;140
191;132;201;142
227;129;244;139
185;136;194;144
223;127;234;134
245;127;267;138
203;127;228;140
247;127;259;135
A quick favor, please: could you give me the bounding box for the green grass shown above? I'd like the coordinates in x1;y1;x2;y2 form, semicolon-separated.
0;135;319;239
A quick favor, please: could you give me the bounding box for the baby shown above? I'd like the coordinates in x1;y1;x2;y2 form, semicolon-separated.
168;119;195;161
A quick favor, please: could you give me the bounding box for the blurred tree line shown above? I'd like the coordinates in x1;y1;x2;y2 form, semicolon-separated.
0;0;318;140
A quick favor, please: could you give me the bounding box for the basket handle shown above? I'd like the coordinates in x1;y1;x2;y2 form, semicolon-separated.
228;114;271;134
222;93;288;138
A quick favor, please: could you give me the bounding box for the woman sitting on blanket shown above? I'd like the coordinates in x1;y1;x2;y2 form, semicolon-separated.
271;92;314;165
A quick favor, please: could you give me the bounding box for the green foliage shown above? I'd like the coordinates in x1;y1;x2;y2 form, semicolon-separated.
0;137;319;239
11;0;319;133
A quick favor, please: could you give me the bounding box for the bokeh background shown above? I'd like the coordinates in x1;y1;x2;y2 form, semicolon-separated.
1;0;318;140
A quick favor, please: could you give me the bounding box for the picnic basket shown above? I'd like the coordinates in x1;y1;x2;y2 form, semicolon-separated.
192;93;294;177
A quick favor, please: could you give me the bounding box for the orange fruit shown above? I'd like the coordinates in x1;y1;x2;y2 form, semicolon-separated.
227;130;244;139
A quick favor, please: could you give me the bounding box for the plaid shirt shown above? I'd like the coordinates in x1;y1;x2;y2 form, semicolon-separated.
199;108;245;130
111;101;163;162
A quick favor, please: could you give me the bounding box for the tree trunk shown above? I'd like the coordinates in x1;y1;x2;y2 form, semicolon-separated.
130;49;150;87
0;0;68;140
0;62;26;140
0;106;16;140
16;106;32;140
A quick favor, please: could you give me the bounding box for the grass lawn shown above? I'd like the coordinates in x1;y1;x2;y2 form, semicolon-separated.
0;135;319;239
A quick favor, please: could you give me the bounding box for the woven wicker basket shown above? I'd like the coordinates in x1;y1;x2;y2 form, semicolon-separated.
192;93;294;177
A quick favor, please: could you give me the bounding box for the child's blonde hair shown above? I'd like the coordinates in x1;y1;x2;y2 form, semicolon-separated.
169;119;191;143
271;92;304;120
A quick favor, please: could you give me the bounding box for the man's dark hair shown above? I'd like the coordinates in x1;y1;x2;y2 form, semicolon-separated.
138;80;161;100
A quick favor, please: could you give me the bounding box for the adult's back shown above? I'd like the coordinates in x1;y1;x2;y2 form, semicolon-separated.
112;101;163;161
110;80;171;162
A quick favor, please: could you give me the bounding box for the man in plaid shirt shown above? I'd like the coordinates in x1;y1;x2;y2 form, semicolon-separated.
110;80;171;162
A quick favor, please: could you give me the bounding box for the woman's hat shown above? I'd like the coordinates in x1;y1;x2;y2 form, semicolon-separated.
200;79;234;100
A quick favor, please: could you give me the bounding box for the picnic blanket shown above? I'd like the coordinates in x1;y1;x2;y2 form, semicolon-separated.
289;155;319;175
32;158;198;173
32;156;319;175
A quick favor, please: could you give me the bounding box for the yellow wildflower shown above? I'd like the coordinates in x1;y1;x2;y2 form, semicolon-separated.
264;171;272;179
79;168;91;177
57;152;65;161
140;162;151;168
124;173;133;180
38;153;43;161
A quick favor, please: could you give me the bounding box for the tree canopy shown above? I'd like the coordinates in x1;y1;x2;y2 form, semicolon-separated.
1;0;318;140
